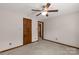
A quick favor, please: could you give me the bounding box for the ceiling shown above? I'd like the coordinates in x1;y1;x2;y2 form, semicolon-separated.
0;3;79;17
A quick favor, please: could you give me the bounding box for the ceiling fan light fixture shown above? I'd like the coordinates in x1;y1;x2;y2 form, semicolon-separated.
42;11;48;16
32;3;58;17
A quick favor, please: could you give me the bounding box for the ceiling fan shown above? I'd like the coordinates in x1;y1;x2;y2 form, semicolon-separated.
32;3;58;17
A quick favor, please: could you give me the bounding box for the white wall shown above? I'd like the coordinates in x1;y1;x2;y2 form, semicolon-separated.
0;9;38;51
31;17;38;42
44;12;79;47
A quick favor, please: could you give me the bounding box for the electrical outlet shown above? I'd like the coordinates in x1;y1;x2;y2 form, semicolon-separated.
9;43;12;45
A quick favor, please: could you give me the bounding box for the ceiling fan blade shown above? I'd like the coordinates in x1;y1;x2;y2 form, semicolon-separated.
36;13;41;16
48;10;58;12
45;3;51;8
32;9;42;11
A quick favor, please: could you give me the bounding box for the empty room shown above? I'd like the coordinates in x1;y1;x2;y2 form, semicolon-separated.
0;3;79;55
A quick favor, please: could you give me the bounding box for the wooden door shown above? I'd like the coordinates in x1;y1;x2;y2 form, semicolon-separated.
38;21;44;39
23;18;32;45
38;23;41;37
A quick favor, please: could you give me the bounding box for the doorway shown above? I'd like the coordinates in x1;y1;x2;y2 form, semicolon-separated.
38;21;44;41
23;18;32;45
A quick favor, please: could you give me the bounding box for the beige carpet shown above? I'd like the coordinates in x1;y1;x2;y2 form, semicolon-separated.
0;40;79;55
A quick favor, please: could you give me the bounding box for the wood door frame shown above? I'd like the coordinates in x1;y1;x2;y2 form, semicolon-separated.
23;18;32;45
38;21;44;40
